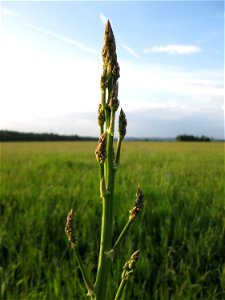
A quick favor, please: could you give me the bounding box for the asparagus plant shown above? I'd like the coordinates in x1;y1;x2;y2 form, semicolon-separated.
65;20;144;300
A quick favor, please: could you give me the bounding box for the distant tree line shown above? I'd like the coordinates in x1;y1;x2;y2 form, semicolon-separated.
176;134;211;142
0;130;97;142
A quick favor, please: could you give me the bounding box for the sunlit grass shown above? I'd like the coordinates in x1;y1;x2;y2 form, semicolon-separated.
1;141;224;299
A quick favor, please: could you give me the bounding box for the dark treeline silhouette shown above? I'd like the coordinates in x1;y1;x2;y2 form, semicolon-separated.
0;130;97;142
1;130;216;142
176;134;211;142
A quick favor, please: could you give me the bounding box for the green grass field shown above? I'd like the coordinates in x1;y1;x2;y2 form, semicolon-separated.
1;141;224;299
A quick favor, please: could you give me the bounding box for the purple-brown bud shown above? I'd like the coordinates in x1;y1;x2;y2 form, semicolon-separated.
102;20;120;83
98;103;105;126
65;209;77;249
129;186;144;222
95;132;107;164
118;109;127;139
109;83;119;111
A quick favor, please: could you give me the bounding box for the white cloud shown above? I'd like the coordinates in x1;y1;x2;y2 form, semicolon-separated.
120;43;140;59
24;23;101;56
0;32;101;125
2;112;99;137
1;31;223;138
118;61;223;115
99;13;108;25
120;61;223;94
1;7;19;17
144;44;201;55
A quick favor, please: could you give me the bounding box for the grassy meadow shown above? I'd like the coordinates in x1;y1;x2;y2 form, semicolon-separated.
1;141;225;299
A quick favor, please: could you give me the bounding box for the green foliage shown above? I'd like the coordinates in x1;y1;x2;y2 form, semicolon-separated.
1;141;225;299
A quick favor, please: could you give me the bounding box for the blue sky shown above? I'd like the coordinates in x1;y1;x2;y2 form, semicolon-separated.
1;1;224;138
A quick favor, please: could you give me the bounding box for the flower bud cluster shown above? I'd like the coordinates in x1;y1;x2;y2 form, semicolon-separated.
121;250;140;281
65;209;77;249
98;103;105;126
100;68;107;90
95;132;107;164
109;82;120;112
118;109;127;139
129;186;144;222
102;21;120;83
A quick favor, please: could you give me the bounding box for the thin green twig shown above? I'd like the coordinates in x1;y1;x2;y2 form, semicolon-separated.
114;250;140;300
65;209;95;298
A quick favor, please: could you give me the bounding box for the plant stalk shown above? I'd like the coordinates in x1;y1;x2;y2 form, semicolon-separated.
112;219;132;254
95;119;115;299
115;136;122;167
114;278;126;300
114;250;140;300
74;250;95;299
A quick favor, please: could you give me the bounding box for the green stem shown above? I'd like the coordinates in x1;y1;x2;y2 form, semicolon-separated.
100;125;104;135
99;164;105;198
95;132;114;297
115;136;122;167
109;111;116;137
101;88;106;109
95;20;120;297
74;250;95;299
104;106;111;183
94;192;112;299
95;96;116;300
112;219;132;254
114;278;127;300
